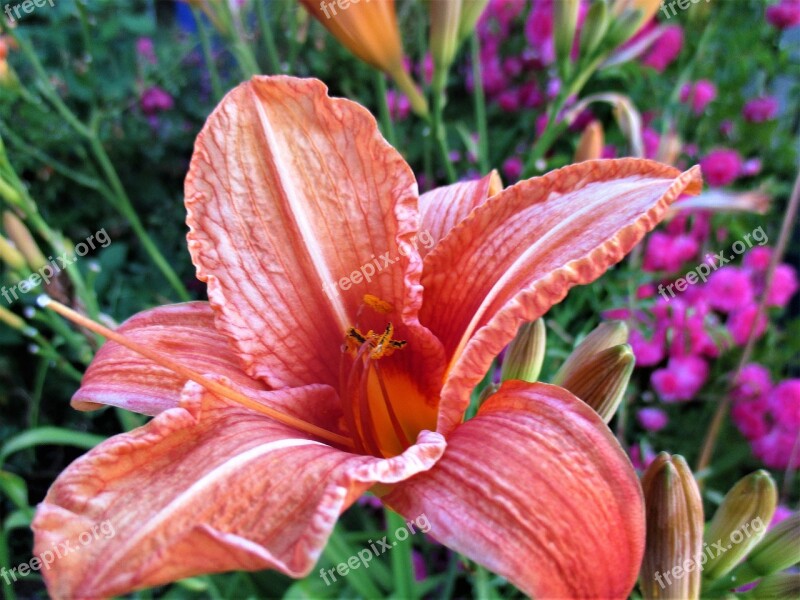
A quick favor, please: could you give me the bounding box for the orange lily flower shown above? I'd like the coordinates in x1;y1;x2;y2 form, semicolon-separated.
32;76;702;599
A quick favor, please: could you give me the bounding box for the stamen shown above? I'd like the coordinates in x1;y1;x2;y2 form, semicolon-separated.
373;361;412;448
38;296;354;450
363;294;393;314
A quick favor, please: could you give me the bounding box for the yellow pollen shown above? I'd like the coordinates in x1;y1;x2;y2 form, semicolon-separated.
363;294;393;314
345;323;407;359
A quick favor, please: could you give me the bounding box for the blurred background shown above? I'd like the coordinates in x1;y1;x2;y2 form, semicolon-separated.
0;0;798;598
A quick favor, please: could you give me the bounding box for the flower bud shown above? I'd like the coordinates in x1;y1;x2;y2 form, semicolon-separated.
744;513;800;578
457;0;489;45
428;0;462;83
639;453;704;600
703;470;777;581
553;320;628;385
3;211;47;272
574;120;605;162
500;319;546;383
747;573;800;600
558;344;634;422
580;0;610;58
0;305;27;332
0;234;27;272
554;0;580;76
613;0;660;32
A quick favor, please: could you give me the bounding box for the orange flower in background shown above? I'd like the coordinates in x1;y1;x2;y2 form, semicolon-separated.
32;76;702;599
299;0;428;115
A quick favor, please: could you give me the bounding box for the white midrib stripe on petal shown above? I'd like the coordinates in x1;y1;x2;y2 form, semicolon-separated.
449;177;652;365
251;94;350;332
91;438;326;585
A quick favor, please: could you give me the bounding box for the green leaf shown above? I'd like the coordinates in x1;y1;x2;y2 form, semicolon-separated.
0;427;106;465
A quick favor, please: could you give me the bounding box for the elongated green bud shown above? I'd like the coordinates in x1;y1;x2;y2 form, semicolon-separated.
639;453;704;600
746;573;800;600
0;234;26;272
428;0;462;90
580;0;610;58
457;0;489;45
554;0;580;77
3;211;47;272
553;320;628;385
703;471;777;581
745;513;799;578
559;344;634;422
500;319;546;383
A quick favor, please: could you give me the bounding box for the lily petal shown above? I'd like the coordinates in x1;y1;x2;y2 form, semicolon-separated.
421;159;702;433
34;380;446;599
418;170;502;255
383;381;644;599
72;302;256;415
185;76;426;390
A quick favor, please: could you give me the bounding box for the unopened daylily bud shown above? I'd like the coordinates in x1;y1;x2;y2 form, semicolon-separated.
3;211;47;271
602;7;643;50
703;470;777;581
747;573;800;600
656;131;682;166
559;344;634;422
639;453;704;600
613;0;660;30
500;319;546;383
0;234;26;272
580;0;610;58
575;120;605;162
553;320;628;385
0;305;27;332
428;0;462;88
554;0;580;76
457;0;489;45
743;513;800;578
299;0;428;116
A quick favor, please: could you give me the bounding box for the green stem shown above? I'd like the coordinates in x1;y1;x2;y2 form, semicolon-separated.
192;8;224;101
431;71;457;183
470;33;490;174
385;509;416;600
255;0;281;73
374;72;396;147
473;563;493;600
87;135;190;301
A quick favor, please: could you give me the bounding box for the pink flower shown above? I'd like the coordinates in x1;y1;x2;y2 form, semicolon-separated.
719;120;734;137
743;96;779;122
680;80;717;115
699;149;742;187
741;158;762;177
768;379;800;430
766;264;799;307
136;37;156;64
525;0;555;64
629;443;657;472
651;356;709;402
727;304;768;345
751;430;800;469
140;86;174;115
766;0;800;29
642;127;660;160
643;232;699;272
630;329;665;367
731;399;770;440
497;88;522;111
636;408;669;432
502;156;523;181
770;506;794;528
705;267;755;313
743;246;773;270
385;90;411;121
421;53;434;86
642;25;683;72
732;363;773;402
